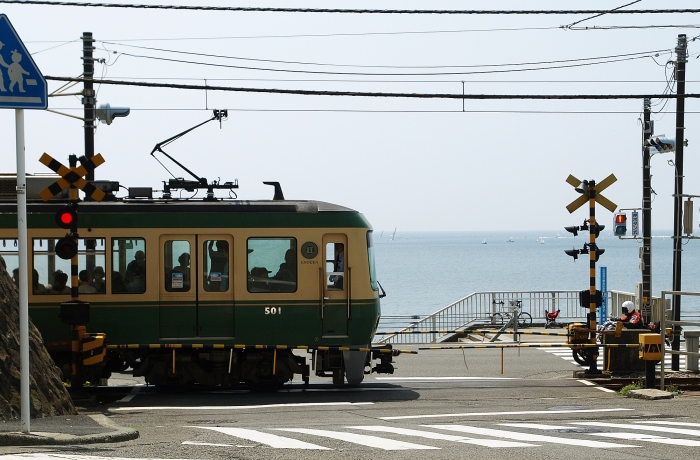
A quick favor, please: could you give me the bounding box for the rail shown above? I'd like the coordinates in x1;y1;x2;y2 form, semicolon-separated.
375;289;668;345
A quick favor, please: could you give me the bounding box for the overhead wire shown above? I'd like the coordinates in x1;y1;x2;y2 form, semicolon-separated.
43;76;700;100
99;41;671;71
2;1;700;15
114;51;660;77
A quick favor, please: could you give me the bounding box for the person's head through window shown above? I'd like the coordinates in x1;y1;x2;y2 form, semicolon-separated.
51;270;68;292
177;253;190;269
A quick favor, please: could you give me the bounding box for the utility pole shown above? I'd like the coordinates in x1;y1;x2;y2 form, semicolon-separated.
82;32;95;181
642;98;652;324
671;34;687;371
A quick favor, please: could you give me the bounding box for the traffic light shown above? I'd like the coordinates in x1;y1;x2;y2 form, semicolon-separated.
590;223;605;238
55;235;78;260
96;103;131;125
613;212;627;236
646;136;676;153
55;204;77;229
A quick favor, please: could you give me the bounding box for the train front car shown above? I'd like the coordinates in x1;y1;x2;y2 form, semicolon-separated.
0;177;388;390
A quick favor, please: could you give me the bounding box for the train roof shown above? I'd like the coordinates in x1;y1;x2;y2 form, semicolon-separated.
0;175;373;229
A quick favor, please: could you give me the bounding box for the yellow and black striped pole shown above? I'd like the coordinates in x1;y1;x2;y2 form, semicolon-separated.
587;182;601;374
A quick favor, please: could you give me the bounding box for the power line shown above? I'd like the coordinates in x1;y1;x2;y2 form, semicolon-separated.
44;76;700;100
101;77;687;84
101;41;671;70
117;51;657;76
3;1;700;15
95;26;563;41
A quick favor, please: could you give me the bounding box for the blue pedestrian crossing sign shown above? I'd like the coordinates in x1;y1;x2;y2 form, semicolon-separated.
0;15;47;110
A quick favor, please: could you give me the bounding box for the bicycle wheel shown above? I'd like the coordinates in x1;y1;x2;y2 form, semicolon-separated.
491;313;504;326
517;312;532;328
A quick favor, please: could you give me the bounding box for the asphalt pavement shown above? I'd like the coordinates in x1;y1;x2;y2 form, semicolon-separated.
0;326;636;447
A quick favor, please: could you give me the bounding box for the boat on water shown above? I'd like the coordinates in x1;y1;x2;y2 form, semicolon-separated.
507;236;514;242
481;239;487;244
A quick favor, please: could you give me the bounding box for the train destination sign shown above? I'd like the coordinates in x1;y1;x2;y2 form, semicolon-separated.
0;15;47;110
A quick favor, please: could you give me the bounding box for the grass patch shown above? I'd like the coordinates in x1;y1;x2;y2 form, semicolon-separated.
619;379;645;396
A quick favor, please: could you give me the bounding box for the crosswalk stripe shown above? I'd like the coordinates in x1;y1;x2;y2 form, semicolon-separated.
574;421;700;437
502;423;700;447
274;428;439;450
637;421;700;428
424;424;633;448
348;425;535;448
190;427;331;449
591;432;700;447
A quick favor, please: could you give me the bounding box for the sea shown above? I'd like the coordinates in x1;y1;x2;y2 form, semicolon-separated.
373;230;700;328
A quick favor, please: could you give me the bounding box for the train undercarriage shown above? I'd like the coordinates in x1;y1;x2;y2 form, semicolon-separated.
93;346;396;389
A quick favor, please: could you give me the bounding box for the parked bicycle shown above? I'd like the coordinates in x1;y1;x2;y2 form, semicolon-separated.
491;300;532;328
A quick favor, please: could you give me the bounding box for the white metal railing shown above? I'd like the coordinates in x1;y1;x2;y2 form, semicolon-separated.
660;290;700;390
375;289;665;345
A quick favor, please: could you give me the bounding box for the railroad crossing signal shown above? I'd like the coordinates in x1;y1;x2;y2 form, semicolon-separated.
565;174;618;214
38;153;106;202
564;174;618;377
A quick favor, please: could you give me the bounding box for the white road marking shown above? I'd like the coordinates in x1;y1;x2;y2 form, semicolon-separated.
0;455;193;460
348;425;535;447
375;376;520;380
574;421;700;437
591;432;700;447
380;407;633;420
502;423;700;447
190;426;331;449
425;424;633;448
274;427;439;450
114;401;373;411
637;420;700;428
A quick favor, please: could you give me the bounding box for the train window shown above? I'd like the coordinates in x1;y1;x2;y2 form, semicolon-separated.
31;238;106;295
204;239;230;292
247;238;297;293
367;231;378;291
326;242;344;290
112;238;146;294
164;240;191;292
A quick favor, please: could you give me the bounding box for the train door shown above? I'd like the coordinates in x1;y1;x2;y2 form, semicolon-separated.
159;235;234;339
322;234;348;337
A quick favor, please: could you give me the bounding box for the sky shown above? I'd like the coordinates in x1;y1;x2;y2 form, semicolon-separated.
1;0;699;233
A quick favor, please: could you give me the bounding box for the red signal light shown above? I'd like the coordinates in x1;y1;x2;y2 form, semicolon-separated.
55;205;77;229
615;214;626;224
59;212;74;226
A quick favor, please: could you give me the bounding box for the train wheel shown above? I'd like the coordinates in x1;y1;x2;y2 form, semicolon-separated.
343;350;367;385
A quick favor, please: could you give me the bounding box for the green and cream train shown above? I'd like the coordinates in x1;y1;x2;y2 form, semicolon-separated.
0;176;393;388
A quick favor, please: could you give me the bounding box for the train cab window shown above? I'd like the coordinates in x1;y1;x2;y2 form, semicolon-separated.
247;238;297;293
326;242;344;290
204;239;230;292
164;240;191;292
31;238;106;295
112;238;146;294
367;231;378;291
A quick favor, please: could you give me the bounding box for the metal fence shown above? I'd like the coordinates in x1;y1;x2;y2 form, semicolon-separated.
375;289;662;345
660;290;700;390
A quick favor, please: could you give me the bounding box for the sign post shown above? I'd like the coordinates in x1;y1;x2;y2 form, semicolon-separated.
0;14;48;434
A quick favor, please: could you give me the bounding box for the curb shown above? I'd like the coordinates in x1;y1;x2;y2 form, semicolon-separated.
0;415;139;446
